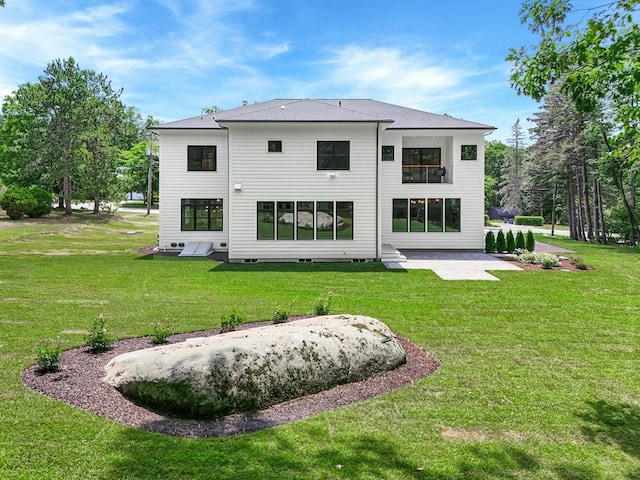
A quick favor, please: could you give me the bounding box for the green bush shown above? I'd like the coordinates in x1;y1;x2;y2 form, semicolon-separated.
272;308;289;324
220;309;245;332
514;216;544;226
484;214;491;226
506;230;516;253
0;186;37;220
495;230;507;252
516;251;559;268
35;338;62;374
569;256;588;270
313;292;333;315
515;231;526;250
526;230;536;252
150;322;171;344
484;231;496;253
27;186;53;218
86;314;112;353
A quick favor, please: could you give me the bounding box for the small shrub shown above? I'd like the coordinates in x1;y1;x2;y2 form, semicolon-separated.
484;230;496;253
484;214;491;226
506;230;516;253
150;322;171;344
540;253;560;269
220;309;245;333
35;338;62;374
86;314;112;353
569;256;588;270
272;308;289;324
0;186;37;220
514;215;544;226
496;230;507;252
313;291;333;315
516;251;559;268
515;231;526;250
526;230;536;252
27;186;53;218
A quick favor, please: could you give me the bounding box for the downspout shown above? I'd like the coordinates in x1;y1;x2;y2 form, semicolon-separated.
376;122;380;260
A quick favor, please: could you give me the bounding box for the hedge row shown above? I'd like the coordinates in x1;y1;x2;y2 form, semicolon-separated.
514;215;544;226
485;230;536;253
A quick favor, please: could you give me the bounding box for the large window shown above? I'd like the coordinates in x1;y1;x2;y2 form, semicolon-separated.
297;201;314;240
181;199;223;231
187;146;216;171
258;200;353;240
277;201;294;240
402;148;443;183
317;141;350;170
392;198;460;233
257;202;275;240
445;198;461;232
392;199;408;232
427;198;443;232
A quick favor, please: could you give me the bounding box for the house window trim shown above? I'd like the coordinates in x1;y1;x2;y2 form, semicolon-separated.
461;144;478;161
317;141;350;171
382;145;395;161
180;198;223;231
268;140;283;153
187;145;217;171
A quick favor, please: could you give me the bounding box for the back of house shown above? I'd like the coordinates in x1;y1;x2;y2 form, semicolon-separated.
152;99;494;262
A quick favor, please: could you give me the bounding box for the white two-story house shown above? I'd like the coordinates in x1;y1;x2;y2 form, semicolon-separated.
152;99;494;262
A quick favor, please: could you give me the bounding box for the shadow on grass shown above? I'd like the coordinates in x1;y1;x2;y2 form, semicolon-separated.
577;398;640;461
209;262;404;274
102;425;602;479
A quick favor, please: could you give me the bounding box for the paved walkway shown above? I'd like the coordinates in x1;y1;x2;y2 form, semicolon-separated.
383;240;574;281
384;251;522;281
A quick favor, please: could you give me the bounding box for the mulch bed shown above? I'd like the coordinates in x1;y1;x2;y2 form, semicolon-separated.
22;319;440;438
501;257;593;272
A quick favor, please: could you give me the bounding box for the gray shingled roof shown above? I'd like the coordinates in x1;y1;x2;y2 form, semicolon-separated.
153;98;495;130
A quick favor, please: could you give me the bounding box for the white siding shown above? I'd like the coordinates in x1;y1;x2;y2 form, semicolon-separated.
158;130;229;251
223;123;379;261
379;129;486;250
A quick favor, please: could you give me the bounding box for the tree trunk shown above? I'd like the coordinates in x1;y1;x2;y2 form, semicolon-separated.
551;179;558;236
581;159;593;240
63;175;72;216
93;197;100;214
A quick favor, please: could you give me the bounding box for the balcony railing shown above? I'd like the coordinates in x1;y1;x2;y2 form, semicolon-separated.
402;165;448;183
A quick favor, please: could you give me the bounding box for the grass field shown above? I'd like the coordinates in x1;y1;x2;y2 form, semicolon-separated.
0;211;638;479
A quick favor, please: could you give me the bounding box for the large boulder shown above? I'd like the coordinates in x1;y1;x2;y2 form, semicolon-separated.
103;315;405;418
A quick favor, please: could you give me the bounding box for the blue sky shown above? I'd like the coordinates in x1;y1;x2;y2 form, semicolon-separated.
0;0;595;142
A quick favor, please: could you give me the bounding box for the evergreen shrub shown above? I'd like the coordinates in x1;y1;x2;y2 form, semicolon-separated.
496;230;507;252
506;230;516;253
514;216;544;226
484;231;496;253
526;230;536;252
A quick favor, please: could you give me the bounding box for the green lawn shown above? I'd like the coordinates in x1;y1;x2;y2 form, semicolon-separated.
1;211;638;479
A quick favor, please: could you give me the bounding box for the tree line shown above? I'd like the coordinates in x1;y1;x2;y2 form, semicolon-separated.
490;0;638;246
0;57;158;216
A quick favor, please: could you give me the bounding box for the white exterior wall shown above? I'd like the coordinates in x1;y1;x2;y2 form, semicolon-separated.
158;129;229;251
379;129;486;250
223;122;379;261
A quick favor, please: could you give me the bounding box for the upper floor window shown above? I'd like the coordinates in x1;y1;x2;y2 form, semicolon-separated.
188;146;216;171
268;140;282;153
382;145;395;161
461;145;477;160
402;148;444;183
317;141;350;170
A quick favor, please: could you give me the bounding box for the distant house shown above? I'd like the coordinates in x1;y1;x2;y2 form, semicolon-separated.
152;99;494;262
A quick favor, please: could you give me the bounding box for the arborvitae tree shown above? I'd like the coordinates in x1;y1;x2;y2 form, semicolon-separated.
506;230;516;253
485;230;496;253
515;230;526;250
496;230;507;253
526;230;536;252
